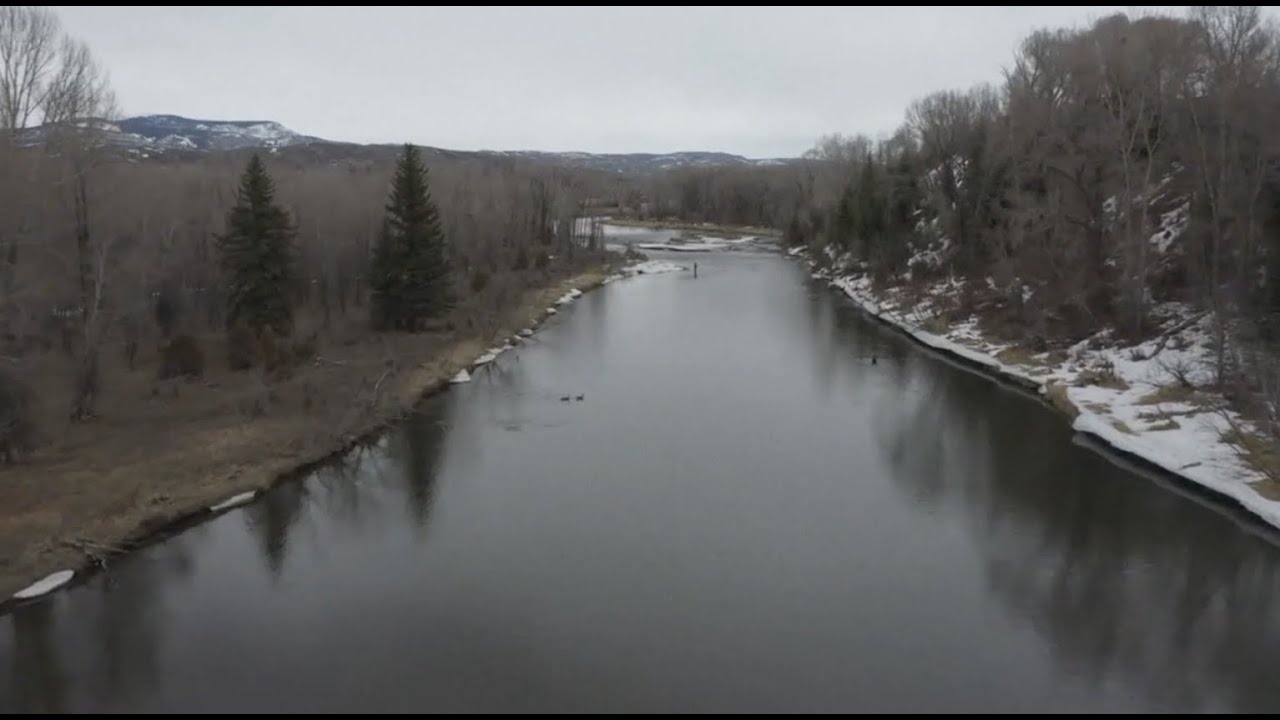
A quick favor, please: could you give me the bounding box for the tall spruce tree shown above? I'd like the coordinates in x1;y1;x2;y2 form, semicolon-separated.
371;143;454;330
218;154;297;336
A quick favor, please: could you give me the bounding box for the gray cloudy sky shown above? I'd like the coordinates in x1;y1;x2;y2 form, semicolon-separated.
54;6;1188;158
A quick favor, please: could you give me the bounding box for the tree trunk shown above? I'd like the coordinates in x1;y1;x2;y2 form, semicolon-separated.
71;170;98;421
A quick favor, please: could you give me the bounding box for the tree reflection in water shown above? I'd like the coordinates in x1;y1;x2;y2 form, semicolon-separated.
870;334;1280;712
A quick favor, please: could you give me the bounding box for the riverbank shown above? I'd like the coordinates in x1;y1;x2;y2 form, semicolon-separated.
0;261;683;604
602;217;778;238
791;246;1280;531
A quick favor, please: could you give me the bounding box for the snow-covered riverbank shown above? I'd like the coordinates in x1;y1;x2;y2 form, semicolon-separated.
792;246;1280;531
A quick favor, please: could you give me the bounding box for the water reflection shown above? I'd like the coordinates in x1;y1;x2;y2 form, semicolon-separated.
865;310;1280;712
311;440;381;534
245;480;310;579
5;253;1280;712
7;602;65;712
396;399;452;529
0;535;198;712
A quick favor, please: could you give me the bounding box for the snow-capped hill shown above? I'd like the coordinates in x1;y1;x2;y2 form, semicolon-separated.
116;115;323;151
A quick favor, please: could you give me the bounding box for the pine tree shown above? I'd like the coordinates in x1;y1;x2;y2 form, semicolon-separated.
371;143;454;331
218;154;297;337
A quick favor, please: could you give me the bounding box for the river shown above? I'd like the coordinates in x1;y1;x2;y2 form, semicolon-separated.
4;239;1280;712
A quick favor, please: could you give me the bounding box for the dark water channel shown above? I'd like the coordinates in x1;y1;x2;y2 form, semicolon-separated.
5;247;1280;712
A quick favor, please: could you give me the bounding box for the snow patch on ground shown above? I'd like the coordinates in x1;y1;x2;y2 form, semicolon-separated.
618;260;685;277
556;288;584;306
450;369;471;384
1152;201;1190;253
12;570;74;600
473;344;514;367
798;244;1279;531
210;491;257;513
636;241;728;252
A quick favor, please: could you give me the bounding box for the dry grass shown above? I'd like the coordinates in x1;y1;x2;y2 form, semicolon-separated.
1147;418;1181;431
1075;366;1130;390
921;316;950;335
1111;419;1136;434
1042;349;1070;366
1136;384;1198;406
995;346;1039;366
0;268;607;599
1221;423;1280;498
1044;382;1079;420
995;346;1068;368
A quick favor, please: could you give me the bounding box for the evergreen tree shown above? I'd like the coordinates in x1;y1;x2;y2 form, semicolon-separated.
853;157;885;263
371;143;454;331
218;154;297;336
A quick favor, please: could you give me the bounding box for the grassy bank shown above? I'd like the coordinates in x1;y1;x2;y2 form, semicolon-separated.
0;267;610;602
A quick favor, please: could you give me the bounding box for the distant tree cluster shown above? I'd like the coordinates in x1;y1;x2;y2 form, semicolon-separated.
0;6;612;456
615;6;1280;446
805;8;1280;355
644;6;1280;434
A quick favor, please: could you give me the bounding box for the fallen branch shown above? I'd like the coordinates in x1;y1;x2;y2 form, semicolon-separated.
60;536;128;569
372;368;392;396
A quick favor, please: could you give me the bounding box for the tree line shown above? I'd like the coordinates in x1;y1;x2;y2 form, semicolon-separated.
640;6;1280;437
0;6;611;458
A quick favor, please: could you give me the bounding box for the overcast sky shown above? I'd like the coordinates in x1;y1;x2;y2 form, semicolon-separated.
54;6;1191;158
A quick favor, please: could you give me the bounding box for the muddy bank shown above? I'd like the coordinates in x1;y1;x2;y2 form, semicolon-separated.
0;268;611;603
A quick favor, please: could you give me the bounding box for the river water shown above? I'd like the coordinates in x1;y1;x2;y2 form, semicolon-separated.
4;242;1280;712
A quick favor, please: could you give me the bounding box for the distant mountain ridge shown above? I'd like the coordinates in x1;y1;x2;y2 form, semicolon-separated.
473;149;792;173
115;114;321;151
23;114;796;171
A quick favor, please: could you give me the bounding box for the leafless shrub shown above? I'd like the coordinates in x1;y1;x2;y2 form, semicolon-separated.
158;334;204;380
1156;354;1198;389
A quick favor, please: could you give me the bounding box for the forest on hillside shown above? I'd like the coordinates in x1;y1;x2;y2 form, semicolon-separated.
640;6;1280;447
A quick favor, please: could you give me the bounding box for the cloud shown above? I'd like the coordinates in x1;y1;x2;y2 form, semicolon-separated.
54;6;1190;157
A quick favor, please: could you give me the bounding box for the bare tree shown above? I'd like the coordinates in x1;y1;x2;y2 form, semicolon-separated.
0;5;59;135
36;23;118;420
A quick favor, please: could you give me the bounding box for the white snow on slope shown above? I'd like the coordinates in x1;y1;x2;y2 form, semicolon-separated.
802;245;1279;531
451;369;471;383
1152;201;1191;253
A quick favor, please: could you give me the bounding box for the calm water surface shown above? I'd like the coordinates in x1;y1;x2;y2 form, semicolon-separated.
5;245;1280;712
